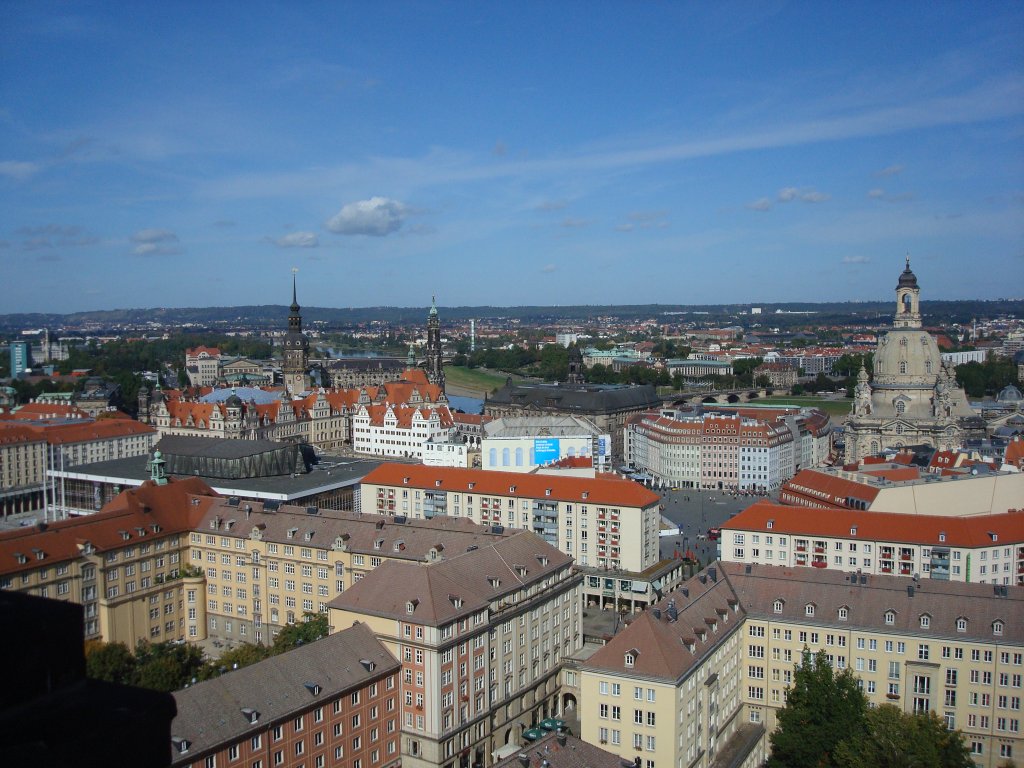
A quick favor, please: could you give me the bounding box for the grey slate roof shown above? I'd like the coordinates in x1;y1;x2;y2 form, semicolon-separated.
329;529;574;626
488;383;661;414
157;435;295;460
170;623;398;764
493;730;623;768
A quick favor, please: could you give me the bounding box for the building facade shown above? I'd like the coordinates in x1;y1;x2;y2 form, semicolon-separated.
328;531;583;768
481;415;610;474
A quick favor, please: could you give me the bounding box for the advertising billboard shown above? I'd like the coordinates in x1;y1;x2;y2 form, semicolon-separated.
534;438;561;465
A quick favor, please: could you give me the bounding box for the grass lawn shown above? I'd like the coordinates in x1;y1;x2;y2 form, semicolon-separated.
759;395;852;417
443;366;512;394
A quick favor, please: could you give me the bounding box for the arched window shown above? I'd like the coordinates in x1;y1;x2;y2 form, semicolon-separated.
884;610;896;625
514;447;523;466
896;400;906;415
488;448;497;467
925;360;932;374
501;448;510;467
899;361;908;374
773;600;784;614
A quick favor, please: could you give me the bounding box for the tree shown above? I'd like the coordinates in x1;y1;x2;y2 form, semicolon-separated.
833;705;972;768
273;612;330;654
84;640;137;685
768;649;868;768
133;640;207;692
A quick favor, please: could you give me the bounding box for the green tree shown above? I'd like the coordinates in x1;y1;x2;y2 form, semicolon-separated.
273;612;330;654
133;640;208;692
84;640;137;685
768;649;868;768
833;705;972;768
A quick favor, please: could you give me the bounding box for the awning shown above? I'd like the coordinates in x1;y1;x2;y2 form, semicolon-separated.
523;728;545;741
539;718;566;731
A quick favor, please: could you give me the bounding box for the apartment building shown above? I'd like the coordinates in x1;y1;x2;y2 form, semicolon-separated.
0;476;213;645
626;411;794;491
719;501;1024;585
170;622;401;768
578;562;1024;768
185;345;223;387
357;465;663;604
190;497;517;646
0;426;47;515
328;530;583;768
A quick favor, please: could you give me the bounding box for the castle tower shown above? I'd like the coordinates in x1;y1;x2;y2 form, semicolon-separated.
283;270;310;395
426;296;445;390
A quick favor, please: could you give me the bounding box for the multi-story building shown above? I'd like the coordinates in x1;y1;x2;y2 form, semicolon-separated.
190;497;516;646
39;418;158;467
352;403;456;460
0;475;213;645
663;358;735;381
481;415;610;473
328;530;583;768
720;500;1024;584
753;362;798;389
185;346;223;387
626;411;794;492
359;464;660;572
780;465;1024;516
485;382;661;463
0;425;48;516
423;435;470;467
578;562;1024;768
170;622;401;768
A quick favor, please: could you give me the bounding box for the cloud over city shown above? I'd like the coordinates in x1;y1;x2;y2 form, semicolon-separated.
272;231;319;248
131;228;181;256
325;197;408;236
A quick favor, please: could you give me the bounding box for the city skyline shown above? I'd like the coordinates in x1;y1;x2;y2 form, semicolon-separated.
1;2;1022;313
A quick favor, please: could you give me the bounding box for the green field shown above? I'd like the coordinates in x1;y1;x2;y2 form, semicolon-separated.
443;366;512;395
759;395;852;416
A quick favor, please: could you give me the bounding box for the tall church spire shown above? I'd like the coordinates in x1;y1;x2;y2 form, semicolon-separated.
425;296;444;390
283;268;310;394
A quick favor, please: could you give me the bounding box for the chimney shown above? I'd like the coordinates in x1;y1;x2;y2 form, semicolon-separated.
518;756;529;768
708;567;717;582
907;585;914;598
652;608;662;620
556;731;567;747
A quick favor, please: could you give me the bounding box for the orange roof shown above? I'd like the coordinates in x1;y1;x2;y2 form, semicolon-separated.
0;478;216;577
186;346;221;357
860;467;920;482
451;413;490;426
12;402;91;419
724;500;1024;548
17;418;157;445
0;426;47;446
1006;440;1024;468
358;404;454;428
361;464;661;508
780;469;880;509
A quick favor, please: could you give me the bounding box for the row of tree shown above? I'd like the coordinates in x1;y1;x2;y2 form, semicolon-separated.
84;613;329;693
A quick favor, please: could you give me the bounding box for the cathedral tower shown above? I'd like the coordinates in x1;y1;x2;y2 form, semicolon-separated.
283;270;310;395
426;296;445;390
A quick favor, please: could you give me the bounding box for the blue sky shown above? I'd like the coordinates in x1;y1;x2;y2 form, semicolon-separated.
1;2;1022;313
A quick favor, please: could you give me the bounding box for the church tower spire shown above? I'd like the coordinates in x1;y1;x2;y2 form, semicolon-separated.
425;296;445;390
283;268;310;394
894;254;922;329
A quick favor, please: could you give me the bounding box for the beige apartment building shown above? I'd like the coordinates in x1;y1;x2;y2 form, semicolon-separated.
578;563;1023;768
720;501;1024;585
0;426;48;515
0;477;212;646
189;497;521;646
328;530;583;768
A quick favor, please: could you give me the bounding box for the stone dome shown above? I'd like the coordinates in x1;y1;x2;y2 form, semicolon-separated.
897;262;918;289
872;329;942;387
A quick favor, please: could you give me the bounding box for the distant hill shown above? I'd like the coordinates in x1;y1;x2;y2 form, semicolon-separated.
0;299;1021;334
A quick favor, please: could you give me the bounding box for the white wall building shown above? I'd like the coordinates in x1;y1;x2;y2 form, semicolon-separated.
481;415;610;473
351;403;455;460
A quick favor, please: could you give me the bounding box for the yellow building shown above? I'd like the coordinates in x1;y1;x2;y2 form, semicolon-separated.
0;476;213;646
579;562;1023;768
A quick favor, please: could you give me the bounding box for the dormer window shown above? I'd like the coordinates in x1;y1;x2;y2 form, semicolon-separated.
773;600;784;614
920;615;930;629
374;538;384;550
509;486;516;493
171;737;191;754
287;528;298;539
956;617;967;632
884;610;896;625
766;519;773;530
304;682;321;696
624;653;635;668
993;620;1004;636
938;532;946;542
241;707;259;724
805;604;815;617
838;606;848;621
850;526;857;536
406;599;418;614
545;489;551;497
435;480;442;487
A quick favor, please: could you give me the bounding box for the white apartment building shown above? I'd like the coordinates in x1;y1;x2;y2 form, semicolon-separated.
626;411;794;491
358;464;664;606
720;500;1024;585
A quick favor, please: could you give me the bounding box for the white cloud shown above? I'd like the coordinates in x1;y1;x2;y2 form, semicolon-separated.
561;217;586;228
131;228;178;244
875;164;905;177
541;264;557;273
0;160;40;180
325;197;408;236
801;190;831;203
615;223;635;232
747;197;773;212
842;255;870;264
777;187;799;202
273;231;319;248
867;188;886;199
133;242;182;256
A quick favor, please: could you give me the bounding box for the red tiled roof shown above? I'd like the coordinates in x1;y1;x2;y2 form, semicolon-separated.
780;469;880;509
11;403;91;419
860;467;920;482
0;478;217;577
724;500;1024;548
0;426;47;446
362;464;661;508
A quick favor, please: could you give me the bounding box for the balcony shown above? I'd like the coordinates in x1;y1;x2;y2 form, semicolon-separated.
881;567;892;573
900;554;912;562
796;545;807;553
811;561;827;568
814;547;825;554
